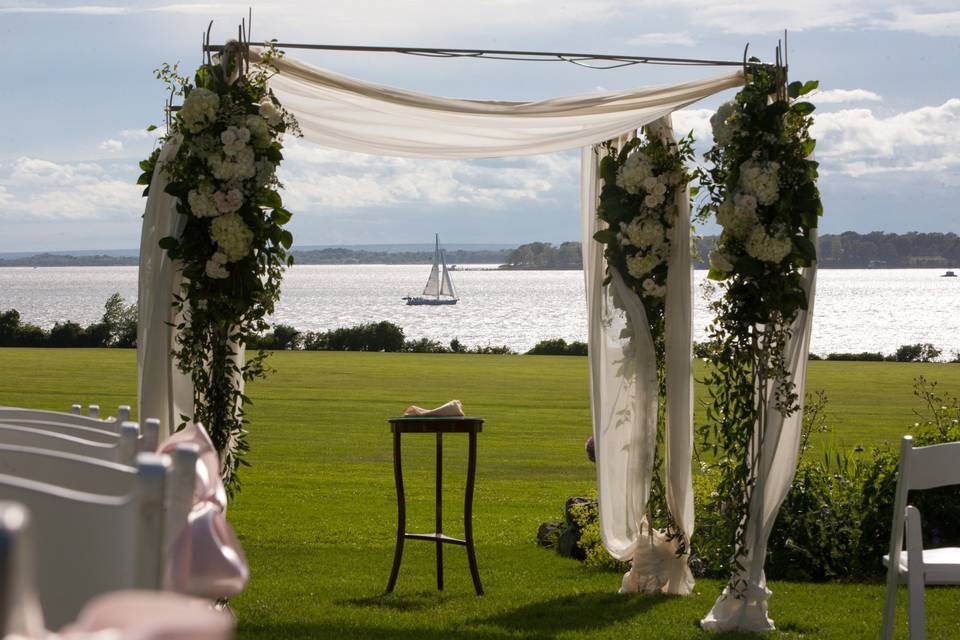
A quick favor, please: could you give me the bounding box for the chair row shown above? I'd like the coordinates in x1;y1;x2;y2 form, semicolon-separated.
0;405;246;633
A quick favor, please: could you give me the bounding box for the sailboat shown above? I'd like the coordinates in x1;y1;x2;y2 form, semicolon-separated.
403;234;459;305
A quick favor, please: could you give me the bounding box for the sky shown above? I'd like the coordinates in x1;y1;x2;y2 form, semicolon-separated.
0;0;958;252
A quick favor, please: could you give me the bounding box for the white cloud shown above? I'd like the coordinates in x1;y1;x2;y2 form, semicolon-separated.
0;157;141;220
98;139;123;153
278;140;575;212
813;98;960;176
811;89;883;104
627;32;697;47
672;108;714;142
873;7;960;38
0;3;235;15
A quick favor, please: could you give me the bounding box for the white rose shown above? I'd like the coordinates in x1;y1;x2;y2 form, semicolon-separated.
213;188;244;214
642;278;666;298
643;176;659;192
259;100;282;126
644;194;662;208
651;182;667;197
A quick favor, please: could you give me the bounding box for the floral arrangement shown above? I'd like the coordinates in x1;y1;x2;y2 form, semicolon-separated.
697;63;822;591
593;130;694;314
592;127;695;550
139;43;299;494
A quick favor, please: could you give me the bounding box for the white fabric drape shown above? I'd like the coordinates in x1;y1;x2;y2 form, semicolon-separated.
582;118;695;597
138;136;194;440
256;49;743;159
701;234;818;631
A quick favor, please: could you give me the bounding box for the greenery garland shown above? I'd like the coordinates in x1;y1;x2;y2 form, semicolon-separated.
698;63;822;592
140;43;299;494
593;127;695;552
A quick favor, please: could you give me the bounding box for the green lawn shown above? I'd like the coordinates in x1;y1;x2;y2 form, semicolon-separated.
0;348;958;639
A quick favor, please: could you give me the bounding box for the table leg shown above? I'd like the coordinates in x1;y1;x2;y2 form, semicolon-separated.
386;430;405;593
465;430;484;595
436;431;444;590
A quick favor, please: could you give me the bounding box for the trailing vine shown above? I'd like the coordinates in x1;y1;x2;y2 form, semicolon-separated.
139;42;299;495
593;127;696;553
698;62;822;592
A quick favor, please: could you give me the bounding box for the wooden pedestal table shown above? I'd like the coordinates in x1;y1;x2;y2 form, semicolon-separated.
385;416;484;595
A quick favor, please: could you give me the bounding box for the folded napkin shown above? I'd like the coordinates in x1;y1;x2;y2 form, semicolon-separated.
403;400;465;417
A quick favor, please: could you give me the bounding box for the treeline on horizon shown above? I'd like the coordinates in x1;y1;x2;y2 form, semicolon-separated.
1;232;958;268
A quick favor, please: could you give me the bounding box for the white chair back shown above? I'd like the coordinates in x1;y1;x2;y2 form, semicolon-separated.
0;502;46;638
0;445;137;496
0;419;121;445
0;424;138;465
0;408;121;434
882;435;960;639
0;454;167;629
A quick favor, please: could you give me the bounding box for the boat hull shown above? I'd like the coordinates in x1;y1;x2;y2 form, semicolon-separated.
404;297;458;306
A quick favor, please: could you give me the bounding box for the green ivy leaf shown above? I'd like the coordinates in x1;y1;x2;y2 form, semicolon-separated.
279;230;293;250
592;229;617;245
137;172;153;186
271;207;292;225
799;80;819;96
146;124;158;132
707;268;730;281
158;236;179;250
599;155;618;185
792;102;816;116
259;190;283;209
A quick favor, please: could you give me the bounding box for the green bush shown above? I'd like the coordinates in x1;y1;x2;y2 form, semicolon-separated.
303;321;405;352
549;379;960;582
826;351;886;361
527;338;588;356
894;343;942;363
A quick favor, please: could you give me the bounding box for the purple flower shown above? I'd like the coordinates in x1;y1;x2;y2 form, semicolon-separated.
585;436;596;463
820;505;830;517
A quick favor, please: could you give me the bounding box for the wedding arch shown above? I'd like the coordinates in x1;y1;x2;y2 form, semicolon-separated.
136;31;819;633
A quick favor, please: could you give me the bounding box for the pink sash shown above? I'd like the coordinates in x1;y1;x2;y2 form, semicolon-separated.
156;423;248;600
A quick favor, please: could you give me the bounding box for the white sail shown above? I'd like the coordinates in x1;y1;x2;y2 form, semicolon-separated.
422;234;441;297
440;250;457;298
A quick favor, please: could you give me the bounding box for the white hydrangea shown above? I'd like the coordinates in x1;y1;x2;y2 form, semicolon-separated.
715;194;758;239
220;126;251;156
744;227;793;263
205;251;229;279
187;182;219;218
616;152;654;194
642;278;666;298
642;176;659;192
621;219;665;249
213;188;244;214
179;88;220;133
739;159;780;206
710;101;739;146
208;149;257;182
245;114;271;148
708;250;735;272
626;252;660;279
210;213;254;262
259;99;282;126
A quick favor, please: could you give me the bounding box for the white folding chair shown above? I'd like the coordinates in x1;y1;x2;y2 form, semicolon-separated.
0;454;167;629
0;410;160;453
882;435;960;639
0;423;139;465
0;502;46;638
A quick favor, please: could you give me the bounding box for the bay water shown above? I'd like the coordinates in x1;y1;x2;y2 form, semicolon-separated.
0;265;957;357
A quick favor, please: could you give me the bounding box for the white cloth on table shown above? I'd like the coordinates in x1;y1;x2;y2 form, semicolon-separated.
403;400;465;417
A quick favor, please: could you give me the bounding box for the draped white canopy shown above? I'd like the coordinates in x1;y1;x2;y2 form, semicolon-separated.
138;51;813;631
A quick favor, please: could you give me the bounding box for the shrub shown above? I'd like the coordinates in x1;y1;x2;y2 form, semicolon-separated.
894;343;942;363
313;321;405;352
826;352;886;361
101;293;137;348
527;338;587;356
252;324;301;350
403;337;449;353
